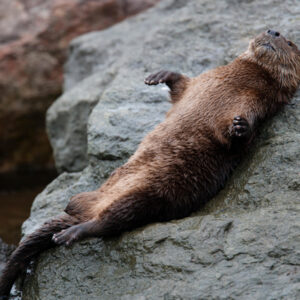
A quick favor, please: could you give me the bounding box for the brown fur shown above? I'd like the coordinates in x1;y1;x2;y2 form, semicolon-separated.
1;30;300;299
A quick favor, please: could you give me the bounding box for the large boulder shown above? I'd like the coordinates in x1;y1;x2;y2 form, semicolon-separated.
0;0;160;176
20;0;300;299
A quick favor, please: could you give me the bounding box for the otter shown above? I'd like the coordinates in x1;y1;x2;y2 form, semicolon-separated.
1;30;300;299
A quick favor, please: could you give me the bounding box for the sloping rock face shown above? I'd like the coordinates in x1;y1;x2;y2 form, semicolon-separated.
0;0;160;175
20;0;300;299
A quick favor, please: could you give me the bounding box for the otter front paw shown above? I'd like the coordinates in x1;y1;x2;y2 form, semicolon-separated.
231;116;250;138
144;70;179;85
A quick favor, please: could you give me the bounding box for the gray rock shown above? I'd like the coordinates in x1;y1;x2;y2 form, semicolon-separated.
47;70;118;172
21;0;300;299
0;240;18;300
0;239;15;274
87;70;170;181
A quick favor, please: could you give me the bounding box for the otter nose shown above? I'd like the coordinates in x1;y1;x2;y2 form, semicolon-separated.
267;29;280;37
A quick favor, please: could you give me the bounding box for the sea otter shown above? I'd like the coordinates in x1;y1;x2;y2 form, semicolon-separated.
1;30;300;299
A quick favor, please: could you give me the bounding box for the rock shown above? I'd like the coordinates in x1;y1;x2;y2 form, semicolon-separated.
0;239;19;299
47;72;118;172
20;0;300;299
0;0;160;175
0;239;15;274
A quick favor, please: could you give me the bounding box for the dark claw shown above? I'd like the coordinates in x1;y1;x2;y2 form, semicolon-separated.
232;116;250;138
145;71;165;85
145;70;180;86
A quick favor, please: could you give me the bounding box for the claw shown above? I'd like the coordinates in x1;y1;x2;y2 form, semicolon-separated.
232;116;250;138
144;70;177;86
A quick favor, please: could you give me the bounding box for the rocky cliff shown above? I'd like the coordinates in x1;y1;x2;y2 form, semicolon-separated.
20;0;300;299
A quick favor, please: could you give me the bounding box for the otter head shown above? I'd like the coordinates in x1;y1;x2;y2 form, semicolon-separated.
245;30;300;91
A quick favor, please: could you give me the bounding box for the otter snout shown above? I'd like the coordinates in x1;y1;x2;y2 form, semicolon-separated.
267;29;280;37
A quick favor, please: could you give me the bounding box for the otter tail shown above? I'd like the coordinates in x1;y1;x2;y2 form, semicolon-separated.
0;214;78;299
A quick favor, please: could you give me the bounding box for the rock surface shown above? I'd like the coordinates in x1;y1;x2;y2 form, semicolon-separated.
20;0;300;299
0;239;15;274
0;0;160;175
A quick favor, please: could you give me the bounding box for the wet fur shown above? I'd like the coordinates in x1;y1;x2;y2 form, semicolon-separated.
1;31;300;299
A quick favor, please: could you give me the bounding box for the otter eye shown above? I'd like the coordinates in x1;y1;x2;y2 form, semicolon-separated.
287;41;292;47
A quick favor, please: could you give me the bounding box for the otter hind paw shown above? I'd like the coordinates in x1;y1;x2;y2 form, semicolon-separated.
52;225;84;246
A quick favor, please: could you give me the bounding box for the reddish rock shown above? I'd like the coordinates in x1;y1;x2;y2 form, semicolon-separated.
0;0;160;176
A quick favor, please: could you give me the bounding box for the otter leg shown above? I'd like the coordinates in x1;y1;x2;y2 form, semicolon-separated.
144;70;189;102
52;193;176;246
230;116;251;138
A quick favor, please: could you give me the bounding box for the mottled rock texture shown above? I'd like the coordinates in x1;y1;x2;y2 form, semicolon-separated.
17;0;300;299
0;239;15;275
0;0;160;175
